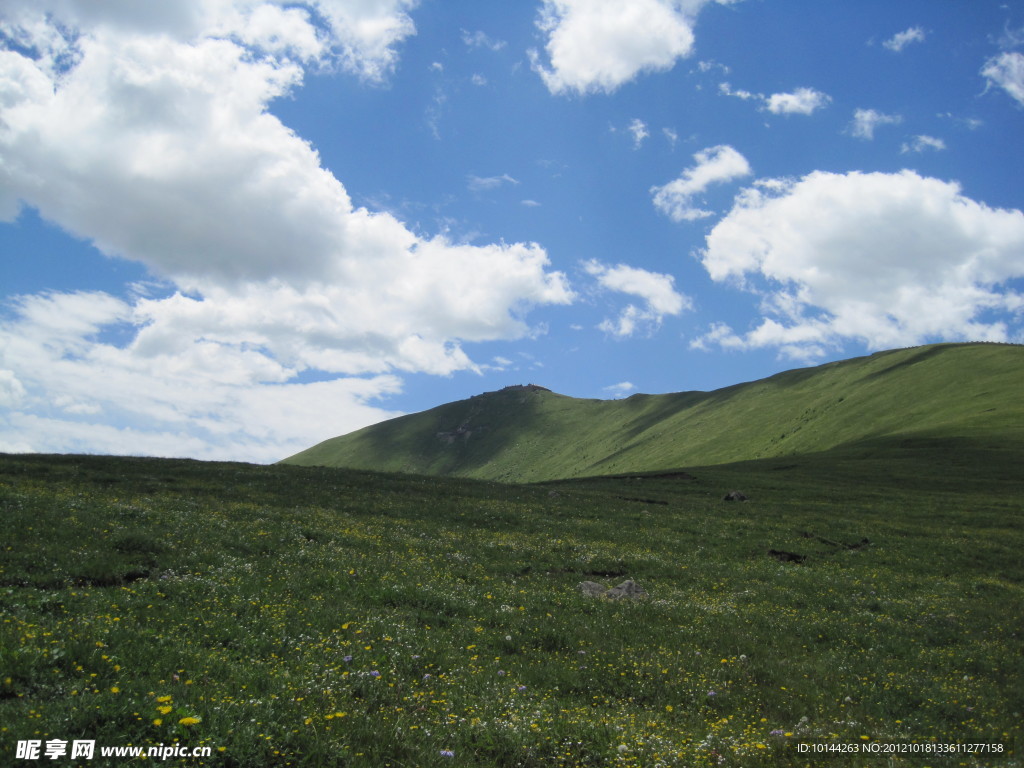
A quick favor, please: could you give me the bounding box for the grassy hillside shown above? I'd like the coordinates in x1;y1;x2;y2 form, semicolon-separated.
2;448;1022;766
282;343;1024;482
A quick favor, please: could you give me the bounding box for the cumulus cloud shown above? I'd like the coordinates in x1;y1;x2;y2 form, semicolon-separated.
0;0;419;82
901;135;946;154
718;81;760;101
883;26;926;52
720;82;830;115
0;1;429;288
848;108;903;139
0;1;574;460
982;51;1024;107
0;289;413;460
651;145;752;222
765;87;831;115
628;118;650;149
584;260;690;337
693;170;1024;358
529;0;734;95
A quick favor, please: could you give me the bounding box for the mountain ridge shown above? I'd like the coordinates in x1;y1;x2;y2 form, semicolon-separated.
281;342;1024;482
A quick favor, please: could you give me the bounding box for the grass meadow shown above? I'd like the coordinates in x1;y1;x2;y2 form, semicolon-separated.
1;443;1021;766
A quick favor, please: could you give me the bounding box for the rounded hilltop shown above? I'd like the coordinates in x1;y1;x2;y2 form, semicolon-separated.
483;383;552;395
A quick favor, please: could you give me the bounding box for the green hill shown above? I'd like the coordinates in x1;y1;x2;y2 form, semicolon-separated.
282;342;1024;482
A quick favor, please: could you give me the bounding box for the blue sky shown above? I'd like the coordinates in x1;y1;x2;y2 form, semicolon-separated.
2;0;1023;463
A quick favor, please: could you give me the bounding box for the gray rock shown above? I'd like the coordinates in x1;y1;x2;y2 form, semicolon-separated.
605;579;647;600
723;490;748;501
578;580;607;598
579;579;647;599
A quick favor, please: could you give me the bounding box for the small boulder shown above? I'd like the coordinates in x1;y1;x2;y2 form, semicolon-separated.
605;579;647;600
578;580;607;598
578;579;648;599
723;490;748;501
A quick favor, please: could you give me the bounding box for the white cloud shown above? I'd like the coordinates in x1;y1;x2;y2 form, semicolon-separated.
467;173;519;192
720;82;830;116
0;290;410;461
848;108;903;139
697;59;730;75
694;170;1024;358
0;2;425;288
584;260;691;337
765;87;831;115
651;145;752;222
461;29;506;51
996;24;1024;50
596;305;644;337
0;2;575;461
982;51;1024;107
530;0;733;95
284;0;420;81
603;381;636;398
0;0;420;82
0;369;27;408
718;81;760;101
628;118;650;149
883;26;926;52
901;134;946;154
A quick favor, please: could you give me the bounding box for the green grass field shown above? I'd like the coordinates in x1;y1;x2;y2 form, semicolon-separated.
2;438;1021;766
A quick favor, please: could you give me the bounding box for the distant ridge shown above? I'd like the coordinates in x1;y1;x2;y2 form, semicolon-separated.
281;343;1024;482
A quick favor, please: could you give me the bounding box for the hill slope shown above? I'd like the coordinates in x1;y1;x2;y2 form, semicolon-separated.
282;343;1024;482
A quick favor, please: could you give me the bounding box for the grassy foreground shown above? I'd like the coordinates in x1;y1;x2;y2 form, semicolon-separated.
1;444;1021;766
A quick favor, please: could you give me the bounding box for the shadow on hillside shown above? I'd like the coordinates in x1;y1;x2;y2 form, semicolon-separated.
617;391;707;442
555;432;1024;496
859;344;954;382
743;432;1024;495
357;387;553;478
615;350;886;444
